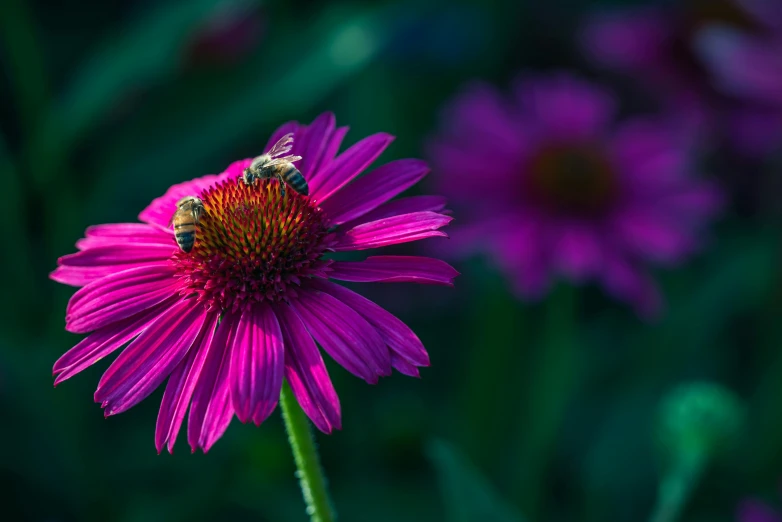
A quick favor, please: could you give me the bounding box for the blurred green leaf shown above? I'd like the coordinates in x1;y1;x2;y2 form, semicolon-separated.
427;440;524;522
29;0;261;185
92;1;407;203
631;227;779;383
0;0;49;136
0;132;38;326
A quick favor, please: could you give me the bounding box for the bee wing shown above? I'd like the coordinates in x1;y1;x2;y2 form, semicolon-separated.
264;154;303;167
266;133;295;158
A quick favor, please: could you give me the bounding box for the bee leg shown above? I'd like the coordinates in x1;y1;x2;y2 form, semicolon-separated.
278;175;286;197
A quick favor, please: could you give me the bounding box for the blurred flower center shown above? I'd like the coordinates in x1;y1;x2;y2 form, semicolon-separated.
527;144;617;216
172;179;331;312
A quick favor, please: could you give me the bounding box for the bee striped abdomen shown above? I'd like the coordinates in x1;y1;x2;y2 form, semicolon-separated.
279;164;309;196
172;196;204;253
174;223;196;253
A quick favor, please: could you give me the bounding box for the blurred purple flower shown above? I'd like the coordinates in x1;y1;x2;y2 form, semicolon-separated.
428;73;722;317
580;0;782;156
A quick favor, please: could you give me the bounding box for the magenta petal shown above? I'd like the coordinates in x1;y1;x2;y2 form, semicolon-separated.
52;264;150;288
188;312;237;453
155;312;219;454
333;211;452;251
391;353;421;377
290;288;391;383
320;159;430;225
310;133;395;202
273;302;341;433
311;279;430;368
65;264;177;334
53;304;166;385
342;196;448;229
295;112;336;180
78;223;174;250
328;256;458;285
95;299;208;416
64;244;177;264
229;304;284;425
55;244;177;288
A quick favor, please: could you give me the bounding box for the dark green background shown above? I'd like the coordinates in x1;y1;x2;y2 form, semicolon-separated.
1;0;780;521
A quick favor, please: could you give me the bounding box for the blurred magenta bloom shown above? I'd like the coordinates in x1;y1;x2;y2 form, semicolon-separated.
738;499;782;522
580;1;782;156
428;73;721;317
51;113;457;453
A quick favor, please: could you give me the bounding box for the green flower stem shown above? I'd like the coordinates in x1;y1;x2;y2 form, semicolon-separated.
516;283;579;519
280;381;335;522
649;448;706;522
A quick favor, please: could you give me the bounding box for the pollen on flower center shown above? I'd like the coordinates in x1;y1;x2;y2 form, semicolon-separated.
527;144;617;216
172;178;332;312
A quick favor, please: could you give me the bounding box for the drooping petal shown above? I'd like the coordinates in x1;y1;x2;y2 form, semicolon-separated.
552;224;603;281
342;196;448;229
290;288;391;383
600;249;662;319
230;304;284;425
188;312;237;453
333;211;452;251
155;312;219;454
273;302;341;433
53;302;170;385
138;160;251;228
310;279;430;368
328;256;458;286
65;264;178;334
391;353;421;377
320;159;430;225
612;206;697;264
310;133;395;202
52;244;177;287
95;299;208;416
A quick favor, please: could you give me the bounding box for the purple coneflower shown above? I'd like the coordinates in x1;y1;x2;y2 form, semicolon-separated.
580;0;782;156
52;113;457;453
428;73;721;317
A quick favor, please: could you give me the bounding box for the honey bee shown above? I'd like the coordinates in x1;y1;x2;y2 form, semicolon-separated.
170;196;204;253
240;133;308;196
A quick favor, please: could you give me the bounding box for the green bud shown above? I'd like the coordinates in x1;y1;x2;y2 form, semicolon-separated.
657;381;745;463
